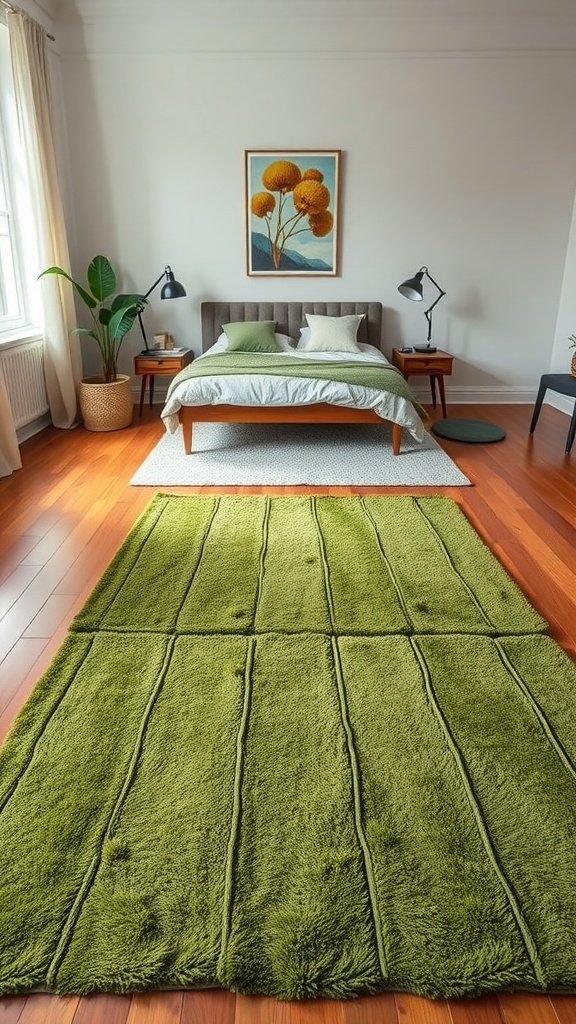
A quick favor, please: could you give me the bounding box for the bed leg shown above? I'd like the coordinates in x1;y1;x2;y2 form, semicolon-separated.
182;417;193;455
392;423;402;455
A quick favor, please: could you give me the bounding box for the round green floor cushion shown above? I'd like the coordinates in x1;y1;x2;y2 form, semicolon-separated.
432;418;507;443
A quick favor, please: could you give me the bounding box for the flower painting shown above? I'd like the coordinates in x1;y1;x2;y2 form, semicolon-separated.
245;150;340;276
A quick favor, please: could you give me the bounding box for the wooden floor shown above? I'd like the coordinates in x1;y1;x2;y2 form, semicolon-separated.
0;402;575;1024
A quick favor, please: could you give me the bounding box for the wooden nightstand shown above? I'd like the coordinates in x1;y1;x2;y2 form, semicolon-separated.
134;350;194;416
392;348;454;419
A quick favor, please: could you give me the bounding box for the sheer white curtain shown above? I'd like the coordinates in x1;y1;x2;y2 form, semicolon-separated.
0;368;21;478
8;11;81;429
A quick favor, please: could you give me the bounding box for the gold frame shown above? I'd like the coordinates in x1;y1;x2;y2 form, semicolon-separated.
245;149;341;277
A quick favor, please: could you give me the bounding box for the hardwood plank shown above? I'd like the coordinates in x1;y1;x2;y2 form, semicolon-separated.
181;989;235;1024
498;992;560;1024
343;992;398;1022
0;637;50;716
0;563;77;663
0;536;42;585
549;994;576;1023
288;999;345;1023
0;566;41;619
0;995;28;1023
448;995;505;1024
125;991;183;1024
72;994;132;1024
0;620;77;743
20;515;82;567
2;507;68;545
22;594;78;639
393;993;452;1023
235;994;291;1024
17;994;80;1024
0;495;134;661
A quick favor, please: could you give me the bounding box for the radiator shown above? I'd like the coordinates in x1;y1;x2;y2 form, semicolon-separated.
0;338;49;430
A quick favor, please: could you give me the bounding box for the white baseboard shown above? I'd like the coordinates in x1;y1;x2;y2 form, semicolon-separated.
17;412;52;443
401;385;538;404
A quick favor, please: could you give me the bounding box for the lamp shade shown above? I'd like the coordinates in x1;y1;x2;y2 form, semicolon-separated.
398;270;425;302
161;266;186;300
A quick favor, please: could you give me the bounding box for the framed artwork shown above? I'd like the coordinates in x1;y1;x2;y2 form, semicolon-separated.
245;149;341;276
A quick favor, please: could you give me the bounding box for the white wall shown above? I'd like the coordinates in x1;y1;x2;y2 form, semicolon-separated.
55;1;576;400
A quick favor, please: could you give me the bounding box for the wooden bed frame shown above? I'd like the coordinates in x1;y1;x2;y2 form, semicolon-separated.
177;301;404;456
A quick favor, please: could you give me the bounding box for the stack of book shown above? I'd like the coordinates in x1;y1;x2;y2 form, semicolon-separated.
141;347;187;356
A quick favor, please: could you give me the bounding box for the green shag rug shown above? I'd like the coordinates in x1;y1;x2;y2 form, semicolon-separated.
1;495;576;1001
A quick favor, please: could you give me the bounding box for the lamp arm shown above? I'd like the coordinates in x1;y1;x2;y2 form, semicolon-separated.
138;309;150;351
138;267;169;352
422;268;446;343
422;266;445;297
143;269;167;300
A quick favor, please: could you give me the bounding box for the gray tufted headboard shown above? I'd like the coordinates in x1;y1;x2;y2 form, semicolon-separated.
200;301;383;351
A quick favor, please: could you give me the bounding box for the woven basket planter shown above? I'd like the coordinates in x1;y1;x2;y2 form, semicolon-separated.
571;352;576;378
79;374;133;432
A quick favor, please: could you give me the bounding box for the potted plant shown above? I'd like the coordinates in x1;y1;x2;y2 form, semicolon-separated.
570;335;576;378
39;255;146;431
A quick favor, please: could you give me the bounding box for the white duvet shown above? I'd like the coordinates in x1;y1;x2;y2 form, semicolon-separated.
161;343;426;442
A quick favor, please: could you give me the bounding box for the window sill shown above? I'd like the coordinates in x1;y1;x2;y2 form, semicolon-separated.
0;327;43;349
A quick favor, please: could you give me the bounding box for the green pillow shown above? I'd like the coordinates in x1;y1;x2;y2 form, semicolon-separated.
222;320;279;353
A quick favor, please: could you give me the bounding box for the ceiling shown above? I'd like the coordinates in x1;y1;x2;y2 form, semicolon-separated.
51;0;576;16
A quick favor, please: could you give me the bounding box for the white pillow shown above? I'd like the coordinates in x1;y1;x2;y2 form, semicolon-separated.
297;330;389;363
299;314;364;354
205;331;295;355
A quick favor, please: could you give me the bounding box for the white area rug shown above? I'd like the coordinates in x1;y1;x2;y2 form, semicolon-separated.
130;422;470;486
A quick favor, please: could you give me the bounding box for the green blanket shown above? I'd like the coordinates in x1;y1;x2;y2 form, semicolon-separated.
167;353;427;419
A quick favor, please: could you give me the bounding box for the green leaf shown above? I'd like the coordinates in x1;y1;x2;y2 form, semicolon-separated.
87;255;116;303
98;308;112;326
108;304;139;340
112;293;146;314
38;266;97;310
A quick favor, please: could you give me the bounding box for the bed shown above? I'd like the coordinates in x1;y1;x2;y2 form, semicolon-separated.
161;301;427;455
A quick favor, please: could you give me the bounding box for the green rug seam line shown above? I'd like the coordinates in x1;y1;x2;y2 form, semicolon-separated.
174;498;221;630
409;636;547;988
412;498;495;631
45;635;177;989
330;636;389;984
359;497;414;631
67;626;551;640
252;496;271;630
312;497;389;983
219;500;269;968
219;635;256;969
0;634;97;815
493;639;576;785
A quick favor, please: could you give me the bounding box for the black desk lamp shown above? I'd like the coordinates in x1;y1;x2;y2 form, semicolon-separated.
139;266;186;354
398;266;446;353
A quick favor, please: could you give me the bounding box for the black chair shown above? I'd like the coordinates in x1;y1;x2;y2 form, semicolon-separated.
529;374;576;453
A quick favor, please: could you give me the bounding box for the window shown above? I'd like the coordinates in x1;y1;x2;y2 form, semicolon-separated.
0;19;40;339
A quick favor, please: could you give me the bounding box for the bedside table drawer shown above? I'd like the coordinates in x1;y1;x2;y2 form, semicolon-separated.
407;356;452;374
137;359;179;374
135;351;193;375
